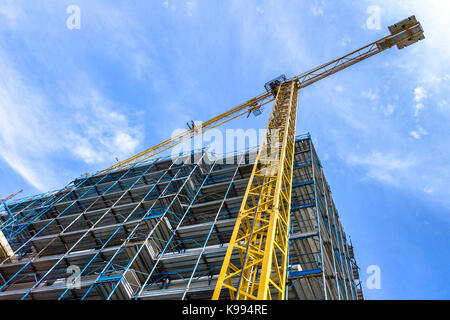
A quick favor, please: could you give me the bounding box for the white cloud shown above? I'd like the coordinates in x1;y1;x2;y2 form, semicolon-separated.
73;142;103;164
365;0;450;83
340;37;351;47
362;88;379;101
0;53;63;190
413;103;424;117
131;51;152;79
383;103;395;116
186;1;197;16
163;0;176;12
346;151;418;186
0;1;22;27
114;132;140;154
0;47;142;191
227;0;310;75
256;6;264;15
410;125;428;140
68;89;143;164
411;87;427;117
437;100;448;111
424;186;434;194
414;87;427;102
409;131;420;140
310;0;325;16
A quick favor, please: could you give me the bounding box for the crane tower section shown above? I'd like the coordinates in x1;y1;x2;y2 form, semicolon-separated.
213;80;298;300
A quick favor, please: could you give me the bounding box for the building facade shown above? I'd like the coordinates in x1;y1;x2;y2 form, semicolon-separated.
0;134;363;300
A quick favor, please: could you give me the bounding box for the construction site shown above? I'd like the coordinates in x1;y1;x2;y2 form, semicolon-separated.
0;16;424;300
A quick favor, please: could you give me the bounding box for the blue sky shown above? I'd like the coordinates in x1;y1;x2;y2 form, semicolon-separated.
0;0;449;299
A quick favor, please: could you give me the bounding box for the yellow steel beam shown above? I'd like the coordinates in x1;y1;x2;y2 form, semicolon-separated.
212;80;297;300
0;231;16;263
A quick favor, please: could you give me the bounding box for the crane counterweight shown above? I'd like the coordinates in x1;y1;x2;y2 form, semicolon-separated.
378;15;425;50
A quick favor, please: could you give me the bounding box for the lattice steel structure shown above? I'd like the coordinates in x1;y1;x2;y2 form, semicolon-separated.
0;134;363;300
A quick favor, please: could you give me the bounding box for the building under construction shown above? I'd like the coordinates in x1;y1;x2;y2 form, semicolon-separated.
0;16;425;300
0;134;362;300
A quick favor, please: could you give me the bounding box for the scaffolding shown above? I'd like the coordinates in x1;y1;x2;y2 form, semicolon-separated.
0;134;363;300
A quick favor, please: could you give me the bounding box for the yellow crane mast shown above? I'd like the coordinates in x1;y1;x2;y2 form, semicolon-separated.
100;16;424;299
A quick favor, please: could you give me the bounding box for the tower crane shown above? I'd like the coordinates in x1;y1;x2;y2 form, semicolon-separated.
1;189;23;222
0;189;23;204
100;16;424;299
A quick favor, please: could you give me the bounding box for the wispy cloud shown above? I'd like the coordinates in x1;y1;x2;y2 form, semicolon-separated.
307;0;450;206
0;52;142;190
0;0;22;28
310;0;325;16
0;2;147;191
382;103;395;116
67;88;143;164
346;151;418;186
185;1;197;16
414;87;427;102
0;52;62;191
410;125;428;140
362;88;380;101
227;0;312;75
